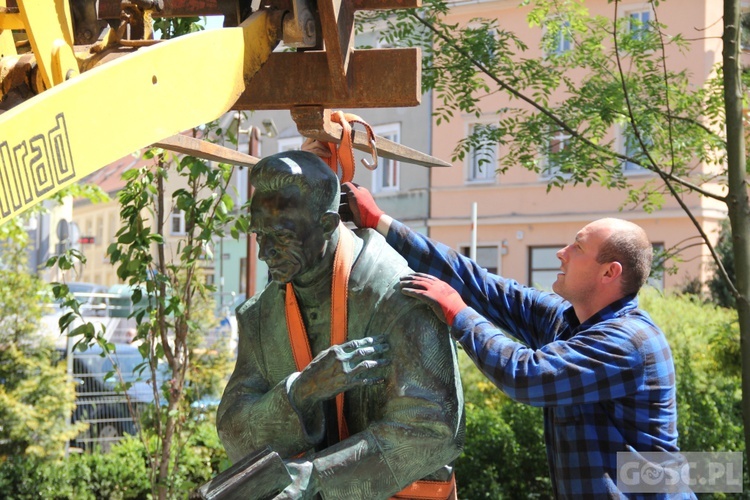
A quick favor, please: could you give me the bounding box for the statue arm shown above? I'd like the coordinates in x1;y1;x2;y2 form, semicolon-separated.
217;302;325;463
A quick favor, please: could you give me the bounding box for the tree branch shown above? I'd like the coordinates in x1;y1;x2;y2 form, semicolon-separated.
409;10;727;203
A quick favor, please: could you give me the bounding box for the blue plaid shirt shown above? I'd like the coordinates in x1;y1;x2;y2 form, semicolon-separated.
387;220;692;499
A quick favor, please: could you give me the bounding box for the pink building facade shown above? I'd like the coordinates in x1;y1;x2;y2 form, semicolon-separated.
429;0;728;291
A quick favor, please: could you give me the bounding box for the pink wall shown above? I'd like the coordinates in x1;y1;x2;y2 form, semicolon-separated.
429;0;727;292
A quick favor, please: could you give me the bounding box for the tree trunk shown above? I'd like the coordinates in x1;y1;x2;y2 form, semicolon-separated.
722;0;750;466
158;399;179;500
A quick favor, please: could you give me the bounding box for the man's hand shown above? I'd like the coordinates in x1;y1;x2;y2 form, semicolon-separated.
339;182;384;229
399;273;467;327
290;336;390;412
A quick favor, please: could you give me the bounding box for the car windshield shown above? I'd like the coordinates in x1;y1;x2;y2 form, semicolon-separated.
68;283;96;294
79;348;168;384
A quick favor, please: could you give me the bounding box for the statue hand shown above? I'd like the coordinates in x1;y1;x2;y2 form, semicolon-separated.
274;460;318;500
340;182;384;229
399;273;467;327
291;336;390;411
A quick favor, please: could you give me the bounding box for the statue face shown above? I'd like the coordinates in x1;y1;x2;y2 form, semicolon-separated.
249;188;329;284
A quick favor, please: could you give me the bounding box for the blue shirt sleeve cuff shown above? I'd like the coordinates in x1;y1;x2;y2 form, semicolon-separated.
385;219;406;247
450;307;480;341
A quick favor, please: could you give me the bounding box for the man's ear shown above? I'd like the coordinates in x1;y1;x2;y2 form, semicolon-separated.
602;261;623;284
321;211;340;238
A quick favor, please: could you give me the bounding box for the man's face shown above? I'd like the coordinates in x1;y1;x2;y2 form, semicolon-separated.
552;221;612;305
249;189;328;284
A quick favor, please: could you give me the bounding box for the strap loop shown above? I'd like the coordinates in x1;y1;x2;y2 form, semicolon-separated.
322;110;378;183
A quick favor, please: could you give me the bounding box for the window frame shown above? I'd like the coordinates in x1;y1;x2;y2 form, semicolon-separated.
371;123;401;193
619;126;653;175
170;206;186;236
234;165;249;209
648;242;665;291
465;121;498;184
621;3;653;42
540;129;571;179
544;17;572;56
528;245;562;290
460;245;500;275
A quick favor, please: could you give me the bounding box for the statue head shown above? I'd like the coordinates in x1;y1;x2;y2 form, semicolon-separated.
249;151;341;284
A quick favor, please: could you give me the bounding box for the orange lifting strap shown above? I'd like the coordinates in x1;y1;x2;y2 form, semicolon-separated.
285;222;354;442
284;223;456;500
321;110;378;183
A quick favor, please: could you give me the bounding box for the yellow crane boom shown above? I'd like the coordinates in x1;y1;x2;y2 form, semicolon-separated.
0;0;447;226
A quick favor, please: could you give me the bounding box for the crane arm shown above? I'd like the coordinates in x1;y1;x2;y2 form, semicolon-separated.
0;9;281;226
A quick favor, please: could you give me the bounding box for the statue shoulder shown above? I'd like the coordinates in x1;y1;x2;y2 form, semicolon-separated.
352;228;434;320
235;283;284;323
354;227;409;276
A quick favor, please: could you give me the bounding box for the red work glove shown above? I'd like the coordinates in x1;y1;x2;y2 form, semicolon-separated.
340;182;384;229
399;273;467;327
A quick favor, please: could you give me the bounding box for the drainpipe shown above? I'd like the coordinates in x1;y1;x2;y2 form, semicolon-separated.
470;202;478;261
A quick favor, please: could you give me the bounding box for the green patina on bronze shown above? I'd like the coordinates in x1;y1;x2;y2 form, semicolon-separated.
217;151;465;499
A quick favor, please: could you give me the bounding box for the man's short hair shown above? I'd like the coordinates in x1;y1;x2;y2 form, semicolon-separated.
249;151;340;214
596;223;653;296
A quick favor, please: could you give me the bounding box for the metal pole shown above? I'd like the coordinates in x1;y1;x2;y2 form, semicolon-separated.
219;236;224;307
65;327;74;457
245;127;260;298
470;202;477;261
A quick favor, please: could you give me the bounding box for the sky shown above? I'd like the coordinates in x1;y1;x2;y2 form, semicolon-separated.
204;16;224;30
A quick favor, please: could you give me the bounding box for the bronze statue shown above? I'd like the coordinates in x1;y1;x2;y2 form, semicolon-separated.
217;151;465;499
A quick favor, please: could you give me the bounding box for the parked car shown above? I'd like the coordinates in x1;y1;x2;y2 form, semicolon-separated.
60;342;167;452
107;283;149;318
47;282;110;316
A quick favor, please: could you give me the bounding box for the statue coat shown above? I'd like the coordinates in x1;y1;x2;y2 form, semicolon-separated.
217;228;465;499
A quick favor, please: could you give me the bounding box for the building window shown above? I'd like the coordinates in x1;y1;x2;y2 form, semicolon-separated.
171;207;186;235
461;245;499;275
742;11;750;50
627;9;651;41
648;243;665;291
622;130;651;173
109;213;117;242
96;216;104;246
239;257;247;295
543;130;570;177
277;136;304;153
84;218;93;239
467;123;497;183
547;19;572;55
529;246;561;290
372;124;400;193
235;166;249;209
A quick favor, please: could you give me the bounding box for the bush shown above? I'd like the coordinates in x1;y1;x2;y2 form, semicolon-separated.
0;417;227;500
455;351;551;499
639;289;743;455
0;243;82;458
0;454;93;500
84;436;151;500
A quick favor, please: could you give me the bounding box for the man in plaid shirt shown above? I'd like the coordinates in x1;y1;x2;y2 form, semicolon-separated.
338;181;692;499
